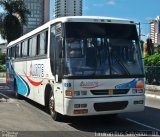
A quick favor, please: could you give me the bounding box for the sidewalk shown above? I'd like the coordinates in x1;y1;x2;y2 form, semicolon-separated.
0;77;6;83
0;72;6;77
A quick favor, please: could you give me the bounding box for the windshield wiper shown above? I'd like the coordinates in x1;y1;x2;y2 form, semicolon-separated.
113;56;130;75
91;53;99;76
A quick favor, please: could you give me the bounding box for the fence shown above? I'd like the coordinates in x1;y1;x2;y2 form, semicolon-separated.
145;66;160;85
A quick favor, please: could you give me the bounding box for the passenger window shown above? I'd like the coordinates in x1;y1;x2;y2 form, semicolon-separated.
16;43;21;58
40;32;45;55
29;38;32;57
8;48;11;57
11;47;15;58
22;41;28;57
31;36;37;56
39;30;48;55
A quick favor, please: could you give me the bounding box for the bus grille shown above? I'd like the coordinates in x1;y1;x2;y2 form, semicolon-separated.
90;89;129;95
94;101;128;111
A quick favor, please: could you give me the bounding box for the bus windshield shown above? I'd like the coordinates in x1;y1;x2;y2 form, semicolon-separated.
64;22;144;77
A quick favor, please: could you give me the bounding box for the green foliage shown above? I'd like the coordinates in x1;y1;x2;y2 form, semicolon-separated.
0;53;6;72
0;53;6;64
144;54;160;66
146;38;154;55
0;0;30;43
144;54;160;85
0;65;6;72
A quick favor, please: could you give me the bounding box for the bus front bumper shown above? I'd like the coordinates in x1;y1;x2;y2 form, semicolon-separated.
63;95;145;116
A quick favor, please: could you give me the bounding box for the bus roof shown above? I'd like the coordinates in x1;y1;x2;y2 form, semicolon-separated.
51;16;135;24
8;16;135;47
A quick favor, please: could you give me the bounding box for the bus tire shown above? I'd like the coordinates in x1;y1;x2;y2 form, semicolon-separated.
14;80;22;99
49;89;61;121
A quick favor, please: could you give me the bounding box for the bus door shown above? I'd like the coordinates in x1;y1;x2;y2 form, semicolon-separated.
50;23;64;113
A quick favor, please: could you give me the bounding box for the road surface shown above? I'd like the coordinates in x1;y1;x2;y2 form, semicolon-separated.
0;82;160;137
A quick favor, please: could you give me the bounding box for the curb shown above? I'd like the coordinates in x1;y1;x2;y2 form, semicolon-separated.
145;93;160;100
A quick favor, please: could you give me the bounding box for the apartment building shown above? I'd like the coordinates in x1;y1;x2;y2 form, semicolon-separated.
54;0;82;18
150;16;160;46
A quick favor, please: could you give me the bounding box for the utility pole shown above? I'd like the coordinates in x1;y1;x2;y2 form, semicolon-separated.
138;22;141;41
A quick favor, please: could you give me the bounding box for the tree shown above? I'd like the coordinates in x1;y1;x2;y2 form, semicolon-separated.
146;38;154;55
0;0;30;43
0;52;5;64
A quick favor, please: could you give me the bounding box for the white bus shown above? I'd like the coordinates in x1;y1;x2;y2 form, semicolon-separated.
6;16;145;121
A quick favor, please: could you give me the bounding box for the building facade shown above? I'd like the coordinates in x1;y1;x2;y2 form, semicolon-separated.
54;0;82;18
23;0;50;34
150;16;160;46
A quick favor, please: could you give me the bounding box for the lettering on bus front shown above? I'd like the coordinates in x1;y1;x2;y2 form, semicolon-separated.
30;63;44;77
80;81;100;88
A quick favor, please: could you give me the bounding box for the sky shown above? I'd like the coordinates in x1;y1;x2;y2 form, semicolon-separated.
1;0;160;42
82;0;160;41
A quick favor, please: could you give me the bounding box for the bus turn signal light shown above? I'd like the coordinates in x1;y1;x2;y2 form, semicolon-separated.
74;109;88;114
66;90;73;96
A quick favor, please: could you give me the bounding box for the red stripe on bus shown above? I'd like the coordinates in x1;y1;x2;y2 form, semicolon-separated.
24;72;43;86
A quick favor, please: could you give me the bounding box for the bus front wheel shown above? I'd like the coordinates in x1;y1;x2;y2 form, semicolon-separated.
49;90;61;121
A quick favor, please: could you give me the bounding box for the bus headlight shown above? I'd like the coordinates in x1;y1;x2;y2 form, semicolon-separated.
132;89;144;94
132;89;137;94
137;89;144;93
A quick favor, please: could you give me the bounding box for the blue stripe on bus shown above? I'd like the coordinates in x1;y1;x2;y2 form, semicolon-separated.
15;73;30;96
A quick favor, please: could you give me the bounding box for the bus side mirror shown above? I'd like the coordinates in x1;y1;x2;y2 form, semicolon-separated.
11;57;15;60
6;56;11;60
55;74;58;83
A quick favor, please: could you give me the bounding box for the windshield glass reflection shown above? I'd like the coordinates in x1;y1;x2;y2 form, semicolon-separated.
64;22;144;77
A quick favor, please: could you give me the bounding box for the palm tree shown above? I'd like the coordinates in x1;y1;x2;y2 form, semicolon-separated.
0;0;30;43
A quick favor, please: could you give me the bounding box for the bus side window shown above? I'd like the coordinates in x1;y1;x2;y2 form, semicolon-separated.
31;36;37;57
22;40;28;57
29;38;32;57
15;45;17;59
9;48;11;58
16;44;20;58
15;45;18;58
6;48;9;59
12;46;15;59
11;47;13;59
11;47;15;59
39;30;48;55
7;48;11;59
24;40;28;57
10;47;13;59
